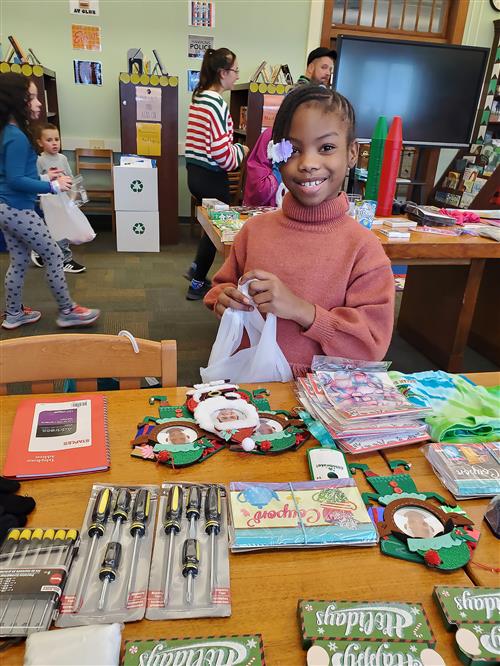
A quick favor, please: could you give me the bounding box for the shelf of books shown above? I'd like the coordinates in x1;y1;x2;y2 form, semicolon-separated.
0;61;59;128
229;82;292;153
429;19;500;210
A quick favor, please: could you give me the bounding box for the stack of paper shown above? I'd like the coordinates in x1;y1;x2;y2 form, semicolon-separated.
423;441;500;499
228;479;379;551
212;217;246;242
296;365;430;454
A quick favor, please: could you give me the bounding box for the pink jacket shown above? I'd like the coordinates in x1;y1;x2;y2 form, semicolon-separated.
242;128;278;207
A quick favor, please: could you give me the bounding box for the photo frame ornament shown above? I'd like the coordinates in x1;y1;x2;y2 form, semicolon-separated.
351;460;479;571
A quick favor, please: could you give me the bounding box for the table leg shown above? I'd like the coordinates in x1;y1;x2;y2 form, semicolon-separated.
397;260;485;372
469;259;500;366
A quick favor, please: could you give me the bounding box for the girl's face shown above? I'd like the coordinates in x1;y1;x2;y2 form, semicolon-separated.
28;82;42;120
219;59;239;91
280;103;358;207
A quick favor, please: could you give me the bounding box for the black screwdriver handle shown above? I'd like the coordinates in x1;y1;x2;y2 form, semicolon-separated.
130;489;151;537
164;485;183;534
88;488;112;538
204;485;221;536
182;538;200;578
112;488;132;523
186;485;202;522
99;541;122;582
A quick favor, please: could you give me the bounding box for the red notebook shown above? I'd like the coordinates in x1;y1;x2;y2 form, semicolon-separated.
3;394;110;479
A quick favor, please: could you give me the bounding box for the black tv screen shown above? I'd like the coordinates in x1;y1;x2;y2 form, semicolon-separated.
333;36;489;147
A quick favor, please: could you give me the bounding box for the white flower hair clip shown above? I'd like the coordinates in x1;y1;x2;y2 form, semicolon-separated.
267;138;293;166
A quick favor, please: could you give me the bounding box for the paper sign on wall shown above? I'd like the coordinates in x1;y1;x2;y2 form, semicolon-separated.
72;24;101;51
136;123;161;157
188;34;213;59
136;87;161;122
189;1;214;28
69;0;99;16
187;70;200;92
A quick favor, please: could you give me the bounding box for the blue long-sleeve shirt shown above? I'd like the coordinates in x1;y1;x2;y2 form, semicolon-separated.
0;124;51;209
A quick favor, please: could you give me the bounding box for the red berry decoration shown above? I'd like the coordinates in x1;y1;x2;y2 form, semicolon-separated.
156;450;171;464
424;549;441;566
259;440;272;452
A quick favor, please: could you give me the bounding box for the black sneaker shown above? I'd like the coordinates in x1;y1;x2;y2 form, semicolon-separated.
31;250;44;268
63;260;86;274
186;281;211;301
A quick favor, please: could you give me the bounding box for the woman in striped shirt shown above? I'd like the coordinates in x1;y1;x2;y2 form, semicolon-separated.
185;47;248;300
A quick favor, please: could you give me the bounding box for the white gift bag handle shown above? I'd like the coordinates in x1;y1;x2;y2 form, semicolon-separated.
200;281;293;383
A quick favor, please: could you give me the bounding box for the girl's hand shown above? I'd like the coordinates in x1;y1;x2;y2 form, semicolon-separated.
241;270;315;328
242;144;250;157
47;167;63;181
214;286;253;319
56;175;72;192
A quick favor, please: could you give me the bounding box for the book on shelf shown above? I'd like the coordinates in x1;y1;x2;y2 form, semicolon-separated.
2;395;110;479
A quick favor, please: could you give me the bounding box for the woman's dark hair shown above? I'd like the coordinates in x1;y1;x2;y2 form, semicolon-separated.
0;72;33;140
272;84;356;145
192;47;236;100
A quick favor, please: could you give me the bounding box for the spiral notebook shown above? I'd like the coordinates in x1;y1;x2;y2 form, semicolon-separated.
2;395;110;478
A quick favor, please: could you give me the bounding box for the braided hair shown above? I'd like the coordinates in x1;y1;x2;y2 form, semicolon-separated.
192;47;236;100
0;72;33;142
272;84;356;145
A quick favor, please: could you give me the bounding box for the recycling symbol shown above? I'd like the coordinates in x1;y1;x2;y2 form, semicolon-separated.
133;222;145;235
130;179;143;193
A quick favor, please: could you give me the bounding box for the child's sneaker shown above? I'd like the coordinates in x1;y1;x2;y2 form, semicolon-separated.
186;280;211;301
56;304;100;328
30;250;44;268
2;306;42;329
63;260;86;273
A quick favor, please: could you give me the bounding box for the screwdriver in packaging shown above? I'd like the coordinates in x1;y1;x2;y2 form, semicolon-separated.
96;488;131;611
205;485;222;600
182;538;199;605
7;529;44;632
72;487;112;612
124;489;151;606
23;529;57;629
0;529;29;627
162;485;183;606
37;529;78;631
186;485;202;538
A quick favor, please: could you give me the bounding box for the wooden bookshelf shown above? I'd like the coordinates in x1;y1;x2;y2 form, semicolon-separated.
0;62;59;128
118;72;179;245
229;82;292;152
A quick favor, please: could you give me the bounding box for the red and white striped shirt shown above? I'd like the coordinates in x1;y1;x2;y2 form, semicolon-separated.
185;90;245;172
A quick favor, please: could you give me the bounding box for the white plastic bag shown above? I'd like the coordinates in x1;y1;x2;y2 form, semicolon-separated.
200;281;293;383
40;192;96;244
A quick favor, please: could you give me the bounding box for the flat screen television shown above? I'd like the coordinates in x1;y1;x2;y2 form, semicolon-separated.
333;36;489;147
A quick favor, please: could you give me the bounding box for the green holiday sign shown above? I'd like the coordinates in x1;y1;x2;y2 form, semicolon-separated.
122;635;265;666
298;600;435;648
308;640;445;666
434;587;500;626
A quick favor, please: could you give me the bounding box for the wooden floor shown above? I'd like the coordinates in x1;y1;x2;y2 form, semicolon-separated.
0;222;497;385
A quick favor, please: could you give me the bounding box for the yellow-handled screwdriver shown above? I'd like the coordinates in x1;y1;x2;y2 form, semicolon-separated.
124;489;151;606
0;529;21;628
162;485;183;606
7;529;44;633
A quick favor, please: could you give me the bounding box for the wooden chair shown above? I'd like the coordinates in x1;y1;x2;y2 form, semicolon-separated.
75;148;115;231
0;334;177;395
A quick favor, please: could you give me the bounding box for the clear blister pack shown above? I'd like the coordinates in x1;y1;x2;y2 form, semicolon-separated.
146;482;231;620
0;526;79;637
56;483;159;627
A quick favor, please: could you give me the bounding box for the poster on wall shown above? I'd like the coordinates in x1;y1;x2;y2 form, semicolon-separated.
69;0;99;16
188;1;215;28
136;122;162;156
73;59;102;85
71;24;101;51
136;87;162;122
188;34;213;59
187;70;200;92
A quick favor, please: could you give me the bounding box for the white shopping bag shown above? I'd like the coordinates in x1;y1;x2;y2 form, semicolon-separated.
200;281;293;383
40;193;96;245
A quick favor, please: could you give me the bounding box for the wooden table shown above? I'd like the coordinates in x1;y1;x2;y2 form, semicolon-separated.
1;378;498;665
197;206;500;372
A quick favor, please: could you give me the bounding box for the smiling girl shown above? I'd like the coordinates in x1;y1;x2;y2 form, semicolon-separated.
204;85;394;375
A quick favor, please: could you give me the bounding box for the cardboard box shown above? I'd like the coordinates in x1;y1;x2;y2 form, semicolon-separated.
116;211;159;252
113;166;158;211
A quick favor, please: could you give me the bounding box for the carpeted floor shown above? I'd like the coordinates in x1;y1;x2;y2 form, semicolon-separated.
1;219;497;385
